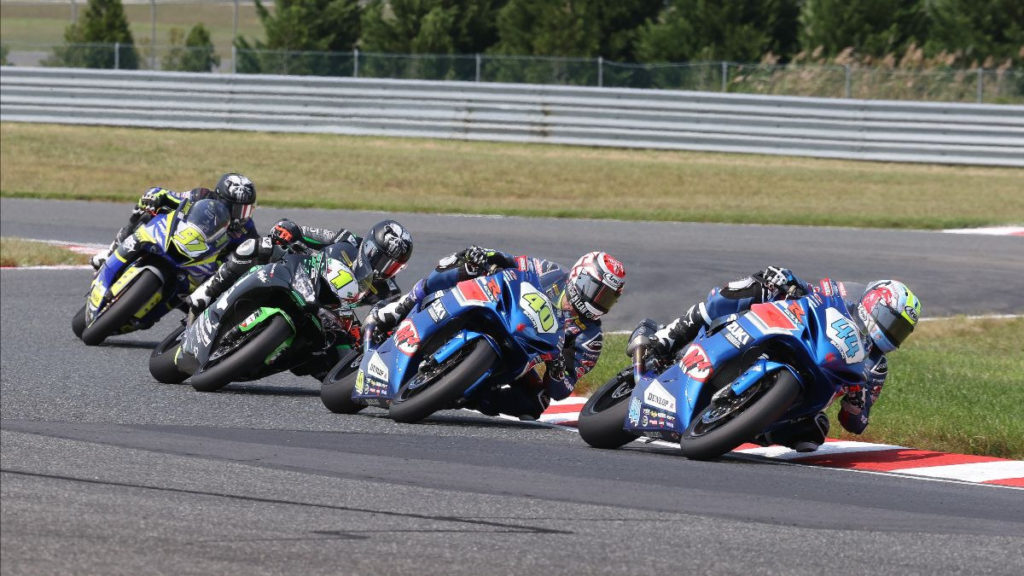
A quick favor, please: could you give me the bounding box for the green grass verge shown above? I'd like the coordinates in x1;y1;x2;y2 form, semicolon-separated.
578;317;1024;459
0;236;91;267
3;123;1023;229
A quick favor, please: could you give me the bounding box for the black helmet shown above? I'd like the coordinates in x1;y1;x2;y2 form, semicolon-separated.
214;173;256;226
354;220;413;284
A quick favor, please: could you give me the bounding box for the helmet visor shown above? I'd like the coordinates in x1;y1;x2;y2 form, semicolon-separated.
873;305;915;349
574;273;620;314
358;240;407;282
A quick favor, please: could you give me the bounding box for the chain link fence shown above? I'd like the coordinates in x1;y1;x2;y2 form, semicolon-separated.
3;42;1022;104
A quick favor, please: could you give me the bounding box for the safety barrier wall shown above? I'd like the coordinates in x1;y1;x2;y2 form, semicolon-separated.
2;67;1023;167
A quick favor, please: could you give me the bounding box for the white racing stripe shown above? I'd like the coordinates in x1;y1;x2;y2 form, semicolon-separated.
734;440;906;460
894;461;1024;483
942;226;1024;236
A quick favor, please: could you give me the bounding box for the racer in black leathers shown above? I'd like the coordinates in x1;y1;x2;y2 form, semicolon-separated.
649;266;921;452
368;246;627;420
91;174;259;271
187;219;412;379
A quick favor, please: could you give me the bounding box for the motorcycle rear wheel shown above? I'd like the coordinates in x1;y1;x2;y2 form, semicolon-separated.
578;369;641;449
149;323;189;384
80;271;162;346
389;339;495;424
190;315;293;392
679;370;800;461
320;352;365;414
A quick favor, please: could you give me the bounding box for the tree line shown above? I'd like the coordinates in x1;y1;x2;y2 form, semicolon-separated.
44;0;1024;73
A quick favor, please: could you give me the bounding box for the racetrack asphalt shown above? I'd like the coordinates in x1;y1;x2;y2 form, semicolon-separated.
2;198;1023;576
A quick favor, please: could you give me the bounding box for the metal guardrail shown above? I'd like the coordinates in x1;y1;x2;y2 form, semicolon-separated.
2;67;1022;167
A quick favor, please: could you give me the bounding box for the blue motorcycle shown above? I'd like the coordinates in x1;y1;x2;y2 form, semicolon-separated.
320;267;563;423
72;199;230;346
578;279;865;460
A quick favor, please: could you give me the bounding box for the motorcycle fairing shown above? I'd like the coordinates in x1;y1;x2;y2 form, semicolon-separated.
623;284;867;439
86;208;226;329
351;269;562;407
180;257;307;369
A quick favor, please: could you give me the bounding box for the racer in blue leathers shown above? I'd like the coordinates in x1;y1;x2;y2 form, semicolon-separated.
90;173;259;271
368;246;627;420
649;266;921;452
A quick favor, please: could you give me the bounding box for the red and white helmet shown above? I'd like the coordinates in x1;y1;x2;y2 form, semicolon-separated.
565;251;626;320
858;279;921;354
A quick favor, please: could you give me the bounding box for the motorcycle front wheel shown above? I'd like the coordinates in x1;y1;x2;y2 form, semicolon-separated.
80;270;163;346
320;352;365;414
577;368;641;449
71;305;86;338
389;339;496;424
149;322;189;384
679;369;800;461
190;315;293;392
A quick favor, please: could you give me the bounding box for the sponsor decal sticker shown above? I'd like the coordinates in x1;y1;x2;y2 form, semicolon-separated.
394;319;420;356
628;397;641;425
724;322;751;348
643;379;677;413
367;351;389;382
680;344;713;383
427;299;448;323
787;301;806;324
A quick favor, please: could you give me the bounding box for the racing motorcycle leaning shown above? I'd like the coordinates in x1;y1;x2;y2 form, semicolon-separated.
149;244;364;391
578;279;867;460
319;261;563;424
72;199;231;346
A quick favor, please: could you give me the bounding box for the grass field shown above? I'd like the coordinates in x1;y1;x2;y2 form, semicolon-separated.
581;317;1024;459
3;123;1023;229
0;236;91;267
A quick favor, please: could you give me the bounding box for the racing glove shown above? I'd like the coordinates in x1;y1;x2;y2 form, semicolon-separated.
544;355;567;385
840;384;868;415
463;245;499;268
760;266;806;299
460;245;512;275
137;188;171;213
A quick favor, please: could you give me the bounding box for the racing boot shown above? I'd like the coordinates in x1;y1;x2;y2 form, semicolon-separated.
651;303;708;359
757;412;830;453
90;241;117;270
474;370;551;421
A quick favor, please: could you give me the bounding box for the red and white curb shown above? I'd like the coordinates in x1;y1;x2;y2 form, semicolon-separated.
532;397;1024;489
942;226;1024;236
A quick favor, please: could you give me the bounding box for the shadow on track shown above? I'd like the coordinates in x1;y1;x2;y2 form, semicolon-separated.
339;408;558;432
